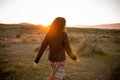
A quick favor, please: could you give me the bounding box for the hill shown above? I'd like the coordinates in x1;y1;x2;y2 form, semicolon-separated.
70;23;120;29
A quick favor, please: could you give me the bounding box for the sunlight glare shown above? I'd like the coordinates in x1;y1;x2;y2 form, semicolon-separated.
0;0;120;25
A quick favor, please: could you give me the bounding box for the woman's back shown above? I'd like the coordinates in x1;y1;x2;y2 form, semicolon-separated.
34;17;77;63
47;32;68;62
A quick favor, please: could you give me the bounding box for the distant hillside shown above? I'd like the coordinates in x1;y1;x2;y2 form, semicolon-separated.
0;23;45;28
19;22;36;25
0;23;48;32
92;23;120;29
0;23;120;29
70;23;120;29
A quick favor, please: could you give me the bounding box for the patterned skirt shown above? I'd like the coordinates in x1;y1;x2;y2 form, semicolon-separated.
48;61;65;80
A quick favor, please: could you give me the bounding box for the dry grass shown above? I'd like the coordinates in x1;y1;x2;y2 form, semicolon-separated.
0;25;120;80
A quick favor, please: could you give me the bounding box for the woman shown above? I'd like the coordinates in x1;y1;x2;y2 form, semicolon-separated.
34;17;78;80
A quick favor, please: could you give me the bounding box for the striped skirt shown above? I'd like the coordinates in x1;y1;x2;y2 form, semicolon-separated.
48;61;65;80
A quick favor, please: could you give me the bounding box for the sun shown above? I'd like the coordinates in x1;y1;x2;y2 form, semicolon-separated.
36;24;49;32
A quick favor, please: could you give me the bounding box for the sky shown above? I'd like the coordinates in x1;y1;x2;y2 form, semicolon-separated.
0;0;120;26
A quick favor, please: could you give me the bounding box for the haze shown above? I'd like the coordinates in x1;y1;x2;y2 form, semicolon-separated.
0;0;120;26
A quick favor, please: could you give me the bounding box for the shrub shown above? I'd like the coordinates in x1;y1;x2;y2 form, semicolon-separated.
0;43;7;47
78;38;106;57
97;49;106;56
34;46;40;52
16;33;21;38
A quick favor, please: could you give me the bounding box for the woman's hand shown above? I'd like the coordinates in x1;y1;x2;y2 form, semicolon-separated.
76;58;80;62
48;73;55;80
34;62;38;68
74;58;80;62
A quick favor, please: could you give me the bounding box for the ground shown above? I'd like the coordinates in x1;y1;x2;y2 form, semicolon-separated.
0;24;120;80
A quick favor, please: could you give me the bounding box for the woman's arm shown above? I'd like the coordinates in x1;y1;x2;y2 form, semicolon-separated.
63;32;77;61
34;34;48;63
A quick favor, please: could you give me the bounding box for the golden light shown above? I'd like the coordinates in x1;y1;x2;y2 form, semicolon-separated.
36;24;49;32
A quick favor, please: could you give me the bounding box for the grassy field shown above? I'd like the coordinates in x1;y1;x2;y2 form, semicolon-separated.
0;24;120;80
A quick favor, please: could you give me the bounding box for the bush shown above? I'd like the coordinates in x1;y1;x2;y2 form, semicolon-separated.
16;33;21;38
0;43;8;47
77;38;106;57
34;46;40;52
97;49;106;56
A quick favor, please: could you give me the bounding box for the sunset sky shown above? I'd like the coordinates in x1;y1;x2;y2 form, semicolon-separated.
0;0;120;26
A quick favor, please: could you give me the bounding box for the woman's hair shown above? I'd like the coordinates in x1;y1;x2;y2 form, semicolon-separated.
48;17;66;37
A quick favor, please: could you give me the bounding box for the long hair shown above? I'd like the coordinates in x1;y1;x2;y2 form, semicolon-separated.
48;17;66;38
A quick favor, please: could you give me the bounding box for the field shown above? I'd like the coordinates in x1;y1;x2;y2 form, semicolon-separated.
0;24;120;80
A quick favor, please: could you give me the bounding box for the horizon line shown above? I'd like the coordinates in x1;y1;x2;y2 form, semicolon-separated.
0;21;120;26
